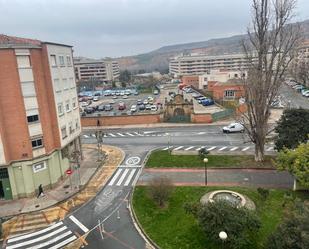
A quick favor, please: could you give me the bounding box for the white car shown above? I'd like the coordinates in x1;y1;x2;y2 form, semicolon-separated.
130;105;137;112
223;123;245;133
150;105;157;111
123;95;128;99
93;96;99;102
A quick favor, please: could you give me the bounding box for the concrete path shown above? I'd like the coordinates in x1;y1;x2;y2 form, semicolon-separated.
138;168;294;189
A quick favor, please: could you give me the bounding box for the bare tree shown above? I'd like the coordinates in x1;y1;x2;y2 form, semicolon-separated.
149;176;173;208
242;0;302;161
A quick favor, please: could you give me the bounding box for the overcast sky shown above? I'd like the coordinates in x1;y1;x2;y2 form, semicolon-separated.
0;0;308;58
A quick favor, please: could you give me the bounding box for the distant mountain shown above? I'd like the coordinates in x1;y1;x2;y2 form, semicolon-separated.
116;19;309;73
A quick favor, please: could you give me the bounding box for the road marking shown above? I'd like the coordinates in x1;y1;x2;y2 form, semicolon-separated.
219;146;227;151
132;169;141;186
69;215;89;233
184;146;195;151
116;169;129;186
117;133;125;137
207;146;216;151
83;135;89;138
49;235;77;249
126;133;134;137
108;169;123;186
124;169;136;186
108;133;116;137
8;222;64;243
91;134;96;138
197;132;206;135
143;131;155;134
6;226;67;248
174;146;184;150
134;132;143;136
28;231;73;249
242;146;250;151
267;146;274;151
230;146;239;151
162;146;172;150
125;156;141;166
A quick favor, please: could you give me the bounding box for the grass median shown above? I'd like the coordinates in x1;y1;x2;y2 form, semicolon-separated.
133;186;307;249
145;150;275;168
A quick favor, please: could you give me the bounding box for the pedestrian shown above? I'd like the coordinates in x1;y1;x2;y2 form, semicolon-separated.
97;119;100;126
37;184;44;198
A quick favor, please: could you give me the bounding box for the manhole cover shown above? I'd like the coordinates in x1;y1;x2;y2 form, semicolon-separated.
63;185;70;189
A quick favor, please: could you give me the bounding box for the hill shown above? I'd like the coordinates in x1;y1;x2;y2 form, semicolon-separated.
116;19;309;73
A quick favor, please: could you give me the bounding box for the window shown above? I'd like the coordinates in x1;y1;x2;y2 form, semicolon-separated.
66;56;72;66
204;77;208;81
16;55;31;68
69;122;74;134
59;55;65;66
50;55;57;67
57;103;63;116
31;137;43;149
75;119;80;130
224;90;235;98
61;126;67;139
21;82;36;97
27;114;39;123
63;78;68;90
69;77;75;88
65;100;70;112
72;97;77;109
54;78;61;92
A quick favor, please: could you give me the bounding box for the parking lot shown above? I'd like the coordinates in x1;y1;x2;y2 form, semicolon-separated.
79;91;163;117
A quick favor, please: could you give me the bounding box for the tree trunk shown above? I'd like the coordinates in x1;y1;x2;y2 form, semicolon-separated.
254;139;265;162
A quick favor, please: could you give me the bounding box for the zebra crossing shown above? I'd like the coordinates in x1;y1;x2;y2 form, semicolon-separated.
161;145;276;152
5;221;76;249
107;166;140;187
82;131;169;139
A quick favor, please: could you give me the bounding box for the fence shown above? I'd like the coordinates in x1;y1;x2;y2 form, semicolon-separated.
211;109;234;122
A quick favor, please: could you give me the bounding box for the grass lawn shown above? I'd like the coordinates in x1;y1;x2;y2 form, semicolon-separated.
145;150;275;168
133;186;308;249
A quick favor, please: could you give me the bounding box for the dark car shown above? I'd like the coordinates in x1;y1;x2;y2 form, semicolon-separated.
85;107;95;114
201;99;215;106
118;102;126;110
104;104;113;111
139;104;145;111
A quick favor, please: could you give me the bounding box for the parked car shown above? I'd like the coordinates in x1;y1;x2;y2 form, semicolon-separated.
81;101;88;107
143;99;149;105
137;99;142;105
97;105;105;111
104;104;113;111
222;123;245;133
201;99;215;106
118;102;126;110
153;90;159;95
197;97;207;103
139;104;145;111
93;96;99;102
134;91;139;96
150;105;157;111
130;105;137;112
85;106;95;114
301;89;309;96
112;95;117;99
123;95;128;99
145;104;152;110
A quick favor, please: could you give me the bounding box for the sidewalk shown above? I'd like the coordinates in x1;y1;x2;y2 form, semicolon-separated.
1;144;123;241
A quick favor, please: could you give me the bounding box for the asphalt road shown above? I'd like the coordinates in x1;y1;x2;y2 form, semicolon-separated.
279;83;309;109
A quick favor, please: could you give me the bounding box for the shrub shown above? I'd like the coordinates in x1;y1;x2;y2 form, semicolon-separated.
148;176;173;208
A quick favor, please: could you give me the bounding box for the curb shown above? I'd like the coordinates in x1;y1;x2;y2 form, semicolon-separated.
129;147;161;249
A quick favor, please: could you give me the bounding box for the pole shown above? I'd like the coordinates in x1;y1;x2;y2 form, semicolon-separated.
204;161;207;186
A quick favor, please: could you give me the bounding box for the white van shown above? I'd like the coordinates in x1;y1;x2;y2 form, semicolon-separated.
222;123;244;133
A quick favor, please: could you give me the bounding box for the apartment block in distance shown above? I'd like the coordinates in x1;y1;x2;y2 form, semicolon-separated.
169;53;256;77
0;35;81;199
74;57;120;83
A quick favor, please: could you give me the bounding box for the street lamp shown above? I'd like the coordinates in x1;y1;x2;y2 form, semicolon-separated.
219;231;228;249
203;158;208;186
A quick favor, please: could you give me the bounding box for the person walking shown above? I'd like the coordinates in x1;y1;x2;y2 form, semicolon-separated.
37;184;44;198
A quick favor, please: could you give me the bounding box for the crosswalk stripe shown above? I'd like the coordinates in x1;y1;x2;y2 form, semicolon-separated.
184;146;195;151
134;132;143;136
48;235;77;249
230;147;239;151
116;169;129;186
69;215;89;233
267;146;274;151
117;133;125;137
6;226;67;249
91;134;96;138
108;133;116;137
162;146;172;151
219;146;227;151
124;169;136;186
126;133;134;137
174;146;184;151
27;231;73;249
197;132;206;135
83;135;89;138
108;169;123;186
207;146;216;151
8;222;64;243
242;146;250;151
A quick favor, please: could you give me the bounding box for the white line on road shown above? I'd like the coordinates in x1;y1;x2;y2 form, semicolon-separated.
29;231;73;249
230;147;239;151
126;133;134;137
207;146;216;151
197;132;206;135
219;146;227;151
83;135;89;138
124;169;136;186
162;146;172;150
49;235;77;249
184;146;195;151
117;133;125;137
134;132;143;136
69;215;89;233
242;146;250;151
267;146;274;151
108;133;116;137
108;169;123;186
195;146;205;151
174;146;184;151
91;134;96;138
116;169;129;186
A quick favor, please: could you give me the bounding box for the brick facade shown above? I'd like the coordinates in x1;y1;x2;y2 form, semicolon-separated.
181;75;199;88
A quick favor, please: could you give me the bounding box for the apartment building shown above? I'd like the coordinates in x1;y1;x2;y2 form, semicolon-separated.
0;35;81;199
169;53;255;77
74;57;120;82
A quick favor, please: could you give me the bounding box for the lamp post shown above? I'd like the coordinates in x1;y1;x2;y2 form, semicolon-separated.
95;130;104;162
219;231;228;249
203;157;208;186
